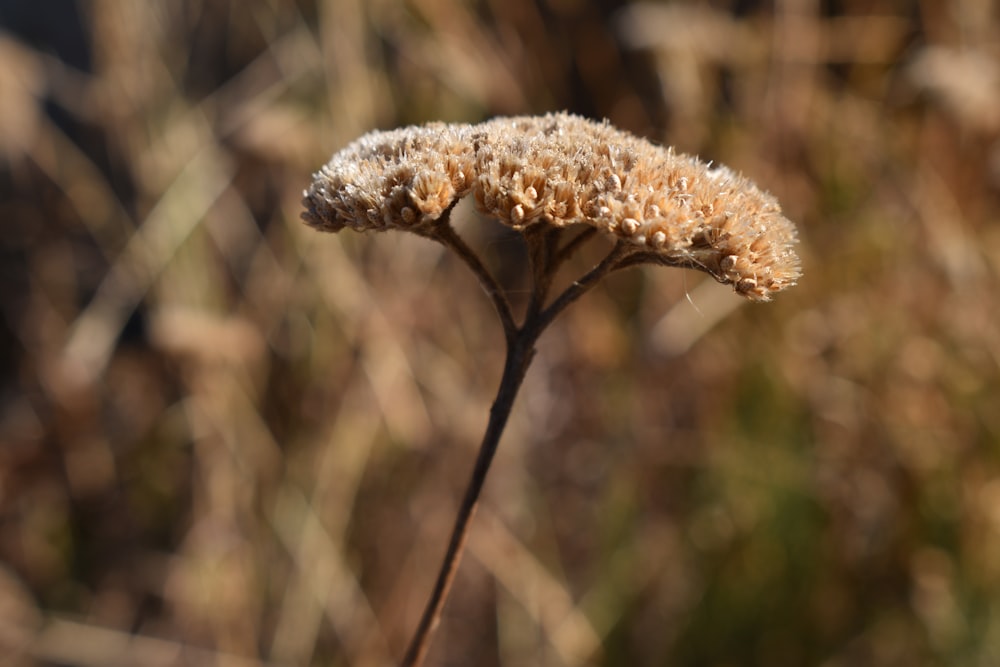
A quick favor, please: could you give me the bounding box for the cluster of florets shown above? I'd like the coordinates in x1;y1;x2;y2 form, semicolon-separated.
302;112;800;300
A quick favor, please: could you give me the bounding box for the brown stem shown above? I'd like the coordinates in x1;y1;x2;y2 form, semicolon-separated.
552;226;598;269
523;225;562;321
536;240;635;331
401;233;633;667
400;333;535;667
429;212;518;345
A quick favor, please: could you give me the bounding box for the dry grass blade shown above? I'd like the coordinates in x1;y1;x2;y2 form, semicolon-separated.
6;1;1000;666
469;509;602;665
30;618;289;667
61;147;234;386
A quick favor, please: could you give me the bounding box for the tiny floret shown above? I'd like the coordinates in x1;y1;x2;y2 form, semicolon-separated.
303;113;801;300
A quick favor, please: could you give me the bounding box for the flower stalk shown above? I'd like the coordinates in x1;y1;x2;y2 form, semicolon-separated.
401;221;635;667
302;112;800;666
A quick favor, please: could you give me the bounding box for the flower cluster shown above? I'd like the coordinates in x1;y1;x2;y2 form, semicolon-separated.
302;112;800;300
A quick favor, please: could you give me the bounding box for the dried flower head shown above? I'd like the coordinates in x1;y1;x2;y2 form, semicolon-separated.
303;113;803;667
303;112;800;300
303;121;474;233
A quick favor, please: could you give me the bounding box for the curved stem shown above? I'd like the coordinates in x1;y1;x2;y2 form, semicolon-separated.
429;212;518;345
523;226;561;322
552;226;597;269
401;231;630;667
400;334;535;667
536;240;634;332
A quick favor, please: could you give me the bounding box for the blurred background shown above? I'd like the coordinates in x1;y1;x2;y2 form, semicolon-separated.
2;0;999;665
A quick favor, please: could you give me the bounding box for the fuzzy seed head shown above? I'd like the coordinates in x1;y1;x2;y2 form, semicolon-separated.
303;112;801;300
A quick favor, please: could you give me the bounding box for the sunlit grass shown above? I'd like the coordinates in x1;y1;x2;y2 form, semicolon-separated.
2;1;1000;665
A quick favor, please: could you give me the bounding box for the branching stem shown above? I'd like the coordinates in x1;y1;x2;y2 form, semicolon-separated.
428;208;518;345
536;240;635;331
552;226;598;269
400;232;635;667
